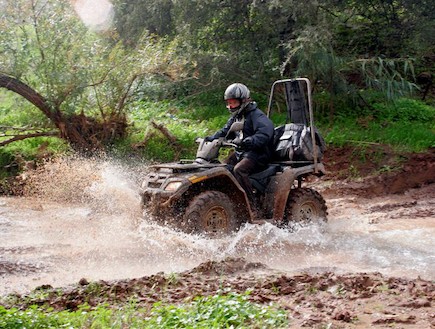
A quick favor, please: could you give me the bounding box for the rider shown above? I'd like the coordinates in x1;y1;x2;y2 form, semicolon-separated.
205;83;275;215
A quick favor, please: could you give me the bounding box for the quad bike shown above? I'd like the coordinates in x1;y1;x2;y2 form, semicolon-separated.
140;78;327;236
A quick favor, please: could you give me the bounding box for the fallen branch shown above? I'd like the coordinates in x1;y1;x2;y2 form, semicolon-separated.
150;120;181;146
0;131;59;147
133;121;184;160
132;131;157;149
0;125;33;131
345;140;381;145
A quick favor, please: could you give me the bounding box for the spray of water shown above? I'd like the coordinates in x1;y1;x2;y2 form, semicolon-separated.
22;154;144;218
137;212;434;279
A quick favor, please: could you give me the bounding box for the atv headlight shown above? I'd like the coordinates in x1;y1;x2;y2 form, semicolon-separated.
164;181;183;192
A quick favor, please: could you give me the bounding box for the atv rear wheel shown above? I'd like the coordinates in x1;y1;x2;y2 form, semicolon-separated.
183;191;240;236
284;188;327;229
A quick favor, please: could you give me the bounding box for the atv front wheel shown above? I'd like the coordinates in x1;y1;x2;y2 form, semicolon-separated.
183;191;240;236
284;188;327;229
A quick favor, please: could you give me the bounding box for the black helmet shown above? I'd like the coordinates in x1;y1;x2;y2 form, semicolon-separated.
224;83;250;101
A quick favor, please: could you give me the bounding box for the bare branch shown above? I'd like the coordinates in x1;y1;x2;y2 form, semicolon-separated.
0;131;59;147
150;120;180;146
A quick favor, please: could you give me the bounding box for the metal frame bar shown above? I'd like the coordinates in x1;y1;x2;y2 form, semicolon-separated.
266;78;319;172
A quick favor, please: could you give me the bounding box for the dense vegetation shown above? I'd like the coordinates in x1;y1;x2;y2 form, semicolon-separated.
0;0;434;175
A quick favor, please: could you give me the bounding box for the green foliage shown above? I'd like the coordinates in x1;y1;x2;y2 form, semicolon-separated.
120;99;229;161
111;0;434;104
321;97;435;152
355;57;417;100
113;0;174;40
372;98;435;123
0;292;288;329
0;89;69;179
146;292;288;328
0;0;191;120
0;90;50;127
332;0;435;57
0;137;69;181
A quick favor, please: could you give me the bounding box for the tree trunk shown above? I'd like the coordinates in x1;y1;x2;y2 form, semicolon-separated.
0;74;127;152
0;74;62;123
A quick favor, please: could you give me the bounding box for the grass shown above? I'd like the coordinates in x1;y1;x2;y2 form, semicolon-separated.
319;98;435;152
323;119;434;152
0;292;289;328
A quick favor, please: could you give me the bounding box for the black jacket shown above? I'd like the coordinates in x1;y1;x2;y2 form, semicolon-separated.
211;102;275;166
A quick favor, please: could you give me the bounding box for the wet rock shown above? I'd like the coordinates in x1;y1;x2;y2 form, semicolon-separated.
332;309;353;322
78;278;89;286
188;257;268;276
397;298;431;308
372;315;417;325
34;284;53;291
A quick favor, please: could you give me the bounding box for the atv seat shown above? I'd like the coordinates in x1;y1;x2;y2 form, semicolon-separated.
249;164;282;193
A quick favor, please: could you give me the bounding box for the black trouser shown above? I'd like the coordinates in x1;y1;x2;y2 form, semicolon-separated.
226;153;259;208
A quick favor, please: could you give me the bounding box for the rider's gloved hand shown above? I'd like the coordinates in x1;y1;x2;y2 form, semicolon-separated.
242;136;254;150
231;138;243;146
204;136;215;142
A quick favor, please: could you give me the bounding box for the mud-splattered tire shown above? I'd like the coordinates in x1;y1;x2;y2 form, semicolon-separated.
183;191;240;236
284;188;327;229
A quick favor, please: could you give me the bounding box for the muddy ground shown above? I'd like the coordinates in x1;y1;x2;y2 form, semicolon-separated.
0;147;434;328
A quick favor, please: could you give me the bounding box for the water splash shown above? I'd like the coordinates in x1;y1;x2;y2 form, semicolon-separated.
137;214;434;279
22;154;144;217
84;162;142;217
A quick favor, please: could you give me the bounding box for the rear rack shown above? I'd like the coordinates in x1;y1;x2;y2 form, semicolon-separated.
266;78;321;174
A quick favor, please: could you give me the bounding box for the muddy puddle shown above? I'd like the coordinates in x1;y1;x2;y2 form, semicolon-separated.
1;157;434;296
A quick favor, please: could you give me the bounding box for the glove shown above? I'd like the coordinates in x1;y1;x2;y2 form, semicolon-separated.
204;136;215;142
241;136;254;150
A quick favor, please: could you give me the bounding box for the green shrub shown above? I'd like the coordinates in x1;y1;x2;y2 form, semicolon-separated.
372;98;435;123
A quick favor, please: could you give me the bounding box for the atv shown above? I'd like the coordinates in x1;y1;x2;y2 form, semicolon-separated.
140;78;327;236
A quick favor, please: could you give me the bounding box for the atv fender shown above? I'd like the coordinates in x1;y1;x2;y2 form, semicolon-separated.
271;163;326;223
271;168;295;223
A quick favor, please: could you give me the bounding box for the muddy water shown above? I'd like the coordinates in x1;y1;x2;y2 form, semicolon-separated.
1;158;434;296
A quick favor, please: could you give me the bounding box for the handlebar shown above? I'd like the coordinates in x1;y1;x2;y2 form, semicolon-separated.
221;141;238;148
196;137;238;148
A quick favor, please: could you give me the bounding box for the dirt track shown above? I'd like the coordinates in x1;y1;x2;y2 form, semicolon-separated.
0;151;434;328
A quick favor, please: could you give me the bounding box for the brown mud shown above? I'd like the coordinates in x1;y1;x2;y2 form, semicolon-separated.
0;148;434;328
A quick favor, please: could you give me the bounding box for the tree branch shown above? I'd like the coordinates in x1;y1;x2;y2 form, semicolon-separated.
150;120;180;146
0;131;59;147
0;73;56;119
